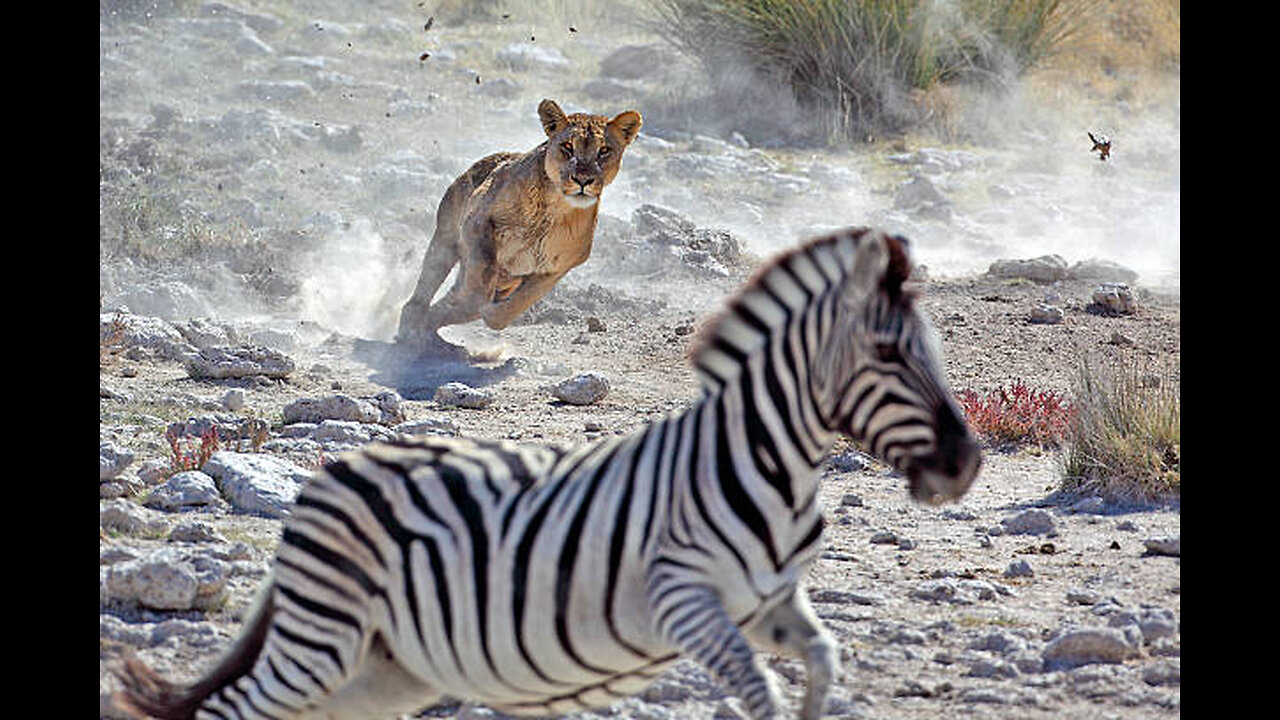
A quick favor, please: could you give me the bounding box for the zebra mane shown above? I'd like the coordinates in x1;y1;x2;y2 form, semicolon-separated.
690;227;912;390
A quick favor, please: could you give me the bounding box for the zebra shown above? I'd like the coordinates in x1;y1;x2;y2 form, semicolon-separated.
115;227;982;720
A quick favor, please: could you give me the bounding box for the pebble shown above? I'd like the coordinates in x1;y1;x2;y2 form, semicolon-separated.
183;344;295;379
222;388;246;411
1143;536;1180;557
1041;626;1141;669
1090;283;1137;314
1005;559;1034;577
282;394;380;424
988;255;1068;283
1001;508;1058;536
434;382;495;409
201;451;310;518
100;441;135;481
1029;303;1064;324
545;372;610;405
142;471;226;512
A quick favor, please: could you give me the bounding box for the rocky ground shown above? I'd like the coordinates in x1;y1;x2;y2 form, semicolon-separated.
100;1;1179;718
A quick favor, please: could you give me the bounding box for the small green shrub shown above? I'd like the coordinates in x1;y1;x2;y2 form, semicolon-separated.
1060;356;1179;501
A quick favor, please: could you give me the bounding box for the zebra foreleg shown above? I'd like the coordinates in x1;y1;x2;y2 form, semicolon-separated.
746;587;838;720
651;584;780;720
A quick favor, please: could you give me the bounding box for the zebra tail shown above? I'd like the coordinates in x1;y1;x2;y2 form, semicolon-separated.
113;582;276;719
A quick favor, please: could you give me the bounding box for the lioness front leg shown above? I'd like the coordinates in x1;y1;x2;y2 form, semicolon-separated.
480;270;567;330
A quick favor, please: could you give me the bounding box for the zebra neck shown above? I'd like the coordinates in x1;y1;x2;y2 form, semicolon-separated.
691;376;835;514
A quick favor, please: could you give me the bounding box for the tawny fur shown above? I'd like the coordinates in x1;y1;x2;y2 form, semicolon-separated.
396;99;641;351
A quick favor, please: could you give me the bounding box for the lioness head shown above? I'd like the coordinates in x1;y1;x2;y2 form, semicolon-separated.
538;98;641;209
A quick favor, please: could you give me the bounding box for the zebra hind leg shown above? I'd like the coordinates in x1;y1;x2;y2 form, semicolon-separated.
745;587;838;720
309;634;441;720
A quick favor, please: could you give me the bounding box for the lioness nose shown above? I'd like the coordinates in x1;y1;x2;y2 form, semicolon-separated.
573;175;595;188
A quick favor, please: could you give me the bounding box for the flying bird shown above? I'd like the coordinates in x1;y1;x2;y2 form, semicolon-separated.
1088;131;1111;161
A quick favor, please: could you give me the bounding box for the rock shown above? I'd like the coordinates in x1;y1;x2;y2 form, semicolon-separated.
1106;605;1178;643
1029;303;1064;324
101;311;192;360
174;317;240;349
1005;559;1034;577
166;414;269;443
600;44;672;80
1090;283;1137;314
1067;496;1106;514
839;493;863;508
826;450;871;473
1042;626;1141;669
395;417;459;436
222;388;246;411
1001;508;1058;536
988;255;1069;283
869;530;899;545
434;382;494;409
100;499;169;537
1069;258;1139;284
184;344;295;379
100;441;135;481
1142;659;1180;686
809;588;885;606
909;579;1001;604
101;547;229;611
201;451;310;518
1065;587;1103;605
1143;536;1180;557
310;419;397;445
545;372;610;405
893;174;950;210
142;471;226;511
283;394;381;424
372;391;407;425
168;520;226;543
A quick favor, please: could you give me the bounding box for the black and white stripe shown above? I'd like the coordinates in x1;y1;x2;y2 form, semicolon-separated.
117;228;981;720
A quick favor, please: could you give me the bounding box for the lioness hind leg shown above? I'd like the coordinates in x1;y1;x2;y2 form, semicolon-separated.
480;271;565;330
397;231;462;345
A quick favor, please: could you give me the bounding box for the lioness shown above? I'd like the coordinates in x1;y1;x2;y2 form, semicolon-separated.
396;98;641;352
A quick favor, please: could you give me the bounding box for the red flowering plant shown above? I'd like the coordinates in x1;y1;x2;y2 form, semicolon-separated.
956;379;1075;448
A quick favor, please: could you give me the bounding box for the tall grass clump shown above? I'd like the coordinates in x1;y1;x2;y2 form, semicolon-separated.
1061;355;1179;501
650;0;1091;141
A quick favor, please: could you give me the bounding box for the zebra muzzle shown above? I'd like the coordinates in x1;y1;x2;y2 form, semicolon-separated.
905;403;982;504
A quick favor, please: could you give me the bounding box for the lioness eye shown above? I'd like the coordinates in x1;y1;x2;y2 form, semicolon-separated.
598;146;611;159
560;142;573;157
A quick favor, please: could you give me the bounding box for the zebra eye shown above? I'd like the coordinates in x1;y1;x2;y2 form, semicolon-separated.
874;342;902;363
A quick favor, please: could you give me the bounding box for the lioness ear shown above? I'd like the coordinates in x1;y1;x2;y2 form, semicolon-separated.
607;110;642;146
538;99;568;137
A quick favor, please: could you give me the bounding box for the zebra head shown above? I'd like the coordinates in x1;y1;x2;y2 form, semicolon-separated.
816;229;981;504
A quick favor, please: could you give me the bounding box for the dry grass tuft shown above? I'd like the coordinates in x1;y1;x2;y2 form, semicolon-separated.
1060;355;1179;501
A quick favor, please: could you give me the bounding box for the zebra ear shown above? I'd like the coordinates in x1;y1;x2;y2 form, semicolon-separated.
882;234;911;300
848;231;891;299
